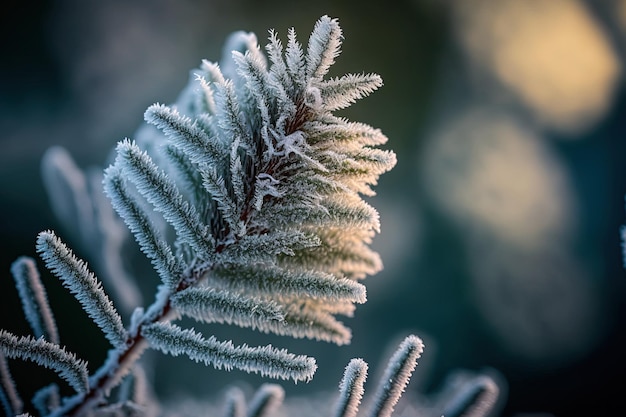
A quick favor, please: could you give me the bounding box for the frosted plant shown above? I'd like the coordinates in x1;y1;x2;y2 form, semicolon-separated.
0;15;500;417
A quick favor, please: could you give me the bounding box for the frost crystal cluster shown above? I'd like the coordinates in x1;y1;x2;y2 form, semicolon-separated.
113;13;397;349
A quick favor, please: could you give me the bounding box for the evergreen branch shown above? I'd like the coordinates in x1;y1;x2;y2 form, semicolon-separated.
333;358;368;417
174;286;353;344
367;335;423;417
323;196;381;232
274;130;325;171
313;299;357;317
36;231;128;349
11;257;59;344
282;171;350;197
141;322;317;382
0;15;402;416
0;331;88;394
113;140;215;257
221;30;267;78
103;166;186;290
252;173;283;211
265;29;286;76
246;383;284;417
201;59;227;85
321;148;397;196
42;146;143;315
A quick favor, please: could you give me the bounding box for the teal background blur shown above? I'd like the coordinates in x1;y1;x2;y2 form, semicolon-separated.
1;1;625;416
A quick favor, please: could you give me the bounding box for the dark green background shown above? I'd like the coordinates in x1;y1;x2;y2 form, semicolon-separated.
1;1;625;416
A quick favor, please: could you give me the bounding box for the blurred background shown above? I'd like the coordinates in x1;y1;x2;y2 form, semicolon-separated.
1;0;625;416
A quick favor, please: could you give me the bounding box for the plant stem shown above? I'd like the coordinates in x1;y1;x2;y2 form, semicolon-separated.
51;266;203;417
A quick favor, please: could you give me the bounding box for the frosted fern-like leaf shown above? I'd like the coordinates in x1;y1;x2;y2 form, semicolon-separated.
246;383;285;417
144;104;224;167
103;165;186;290
333;358;368;417
208;264;366;302
36;231;128;349
221;386;246;417
306;16;343;80
141;323;317;383
113;139;215;258
271;301;353;345
170;287;285;327
436;372;501;417
11;257;59;344
367;335;424;417
315;74;383;111
0;331;88;394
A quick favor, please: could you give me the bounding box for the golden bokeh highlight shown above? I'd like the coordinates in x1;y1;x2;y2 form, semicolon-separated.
454;0;621;134
420;108;576;250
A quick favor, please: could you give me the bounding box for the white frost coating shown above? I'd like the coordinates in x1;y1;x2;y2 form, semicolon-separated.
316;73;383;111
367;335;424;417
113;140;215;258
0;331;88;394
333;358;368;417
1;15;398;415
141;323;317;383
129;307;145;338
171;287;285;327
36;231;128;349
103;165;186;290
11;257;59;344
254;173;283;211
247;383;285;417
306;16;343;80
